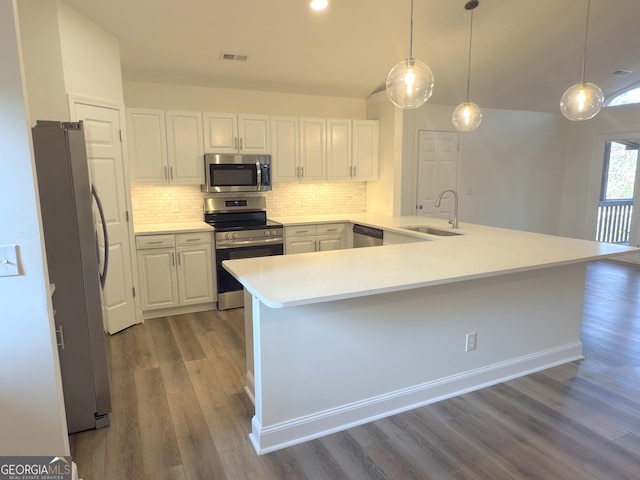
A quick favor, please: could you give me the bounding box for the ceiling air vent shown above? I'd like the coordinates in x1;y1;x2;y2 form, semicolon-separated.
220;53;249;62
613;69;632;77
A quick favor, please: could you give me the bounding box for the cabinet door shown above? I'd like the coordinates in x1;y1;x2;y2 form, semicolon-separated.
326;119;352;181
317;235;346;251
176;244;215;306
127;108;168;184
238;114;270;154
285;237;316;254
299;117;326;182
137;248;179;310
352;120;379;181
203;112;238;153
271;116;300;183
165;111;204;184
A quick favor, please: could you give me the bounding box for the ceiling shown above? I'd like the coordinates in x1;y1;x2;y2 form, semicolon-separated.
62;0;640;113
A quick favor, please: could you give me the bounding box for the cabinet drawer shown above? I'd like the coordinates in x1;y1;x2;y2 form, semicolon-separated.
285;225;317;237
176;232;213;246
317;223;346;236
136;234;175;249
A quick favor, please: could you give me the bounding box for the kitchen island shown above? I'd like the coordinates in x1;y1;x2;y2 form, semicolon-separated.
223;214;636;454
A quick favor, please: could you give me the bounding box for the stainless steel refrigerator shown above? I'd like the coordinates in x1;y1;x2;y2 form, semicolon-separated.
32;121;111;433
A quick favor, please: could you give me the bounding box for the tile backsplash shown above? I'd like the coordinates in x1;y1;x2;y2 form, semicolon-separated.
131;182;367;224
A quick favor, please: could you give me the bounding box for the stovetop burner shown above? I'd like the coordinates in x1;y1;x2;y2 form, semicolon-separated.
203;196;282;232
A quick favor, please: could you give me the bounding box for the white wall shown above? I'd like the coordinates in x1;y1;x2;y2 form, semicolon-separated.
367;92;568;234
123;81;366;118
0;0;69;456
57;1;124;104
366;92;403;216
560;103;640;240
17;0;68;123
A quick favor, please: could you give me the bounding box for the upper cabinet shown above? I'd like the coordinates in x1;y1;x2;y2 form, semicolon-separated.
327;119;379;181
203;113;270;154
271;117;326;183
127;108;204;185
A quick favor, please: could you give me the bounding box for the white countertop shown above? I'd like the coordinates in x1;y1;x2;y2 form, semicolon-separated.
134;221;213;235
224;214;637;308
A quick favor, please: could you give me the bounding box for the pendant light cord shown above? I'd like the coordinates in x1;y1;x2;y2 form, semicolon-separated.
465;9;474;102
581;0;592;83
408;0;414;59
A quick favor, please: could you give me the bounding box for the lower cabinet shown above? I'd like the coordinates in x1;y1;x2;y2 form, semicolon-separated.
136;232;216;316
285;223;347;254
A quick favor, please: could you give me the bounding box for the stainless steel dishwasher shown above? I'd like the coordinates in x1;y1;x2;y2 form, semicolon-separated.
353;224;384;247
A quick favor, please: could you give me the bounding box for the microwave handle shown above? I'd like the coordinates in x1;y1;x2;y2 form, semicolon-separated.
256;161;262;191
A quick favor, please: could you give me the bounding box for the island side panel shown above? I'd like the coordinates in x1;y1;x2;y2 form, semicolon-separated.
249;263;587;454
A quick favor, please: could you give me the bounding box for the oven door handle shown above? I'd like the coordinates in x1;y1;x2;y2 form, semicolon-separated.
256;161;262;191
216;237;283;249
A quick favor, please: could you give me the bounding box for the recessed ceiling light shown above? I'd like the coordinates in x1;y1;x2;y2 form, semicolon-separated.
310;0;328;11
613;69;632;77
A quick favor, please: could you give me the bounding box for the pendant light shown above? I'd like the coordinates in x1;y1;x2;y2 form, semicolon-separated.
560;0;604;121
452;0;482;131
386;0;435;109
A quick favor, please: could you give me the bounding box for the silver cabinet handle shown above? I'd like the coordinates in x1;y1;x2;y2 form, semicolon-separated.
353;165;357;177
171;252;175;266
170;166;174;180
164;166;168;180
326;228;338;232
349;165;353;177
240;137;243;151
185;238;200;242
301;166;304;178
148;241;164;245
234;137;238;150
177;252;181;266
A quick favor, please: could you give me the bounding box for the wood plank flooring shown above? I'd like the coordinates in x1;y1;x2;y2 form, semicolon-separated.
70;260;640;479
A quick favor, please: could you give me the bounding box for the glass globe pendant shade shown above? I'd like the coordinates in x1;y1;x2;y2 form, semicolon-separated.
560;82;604;121
386;58;435;109
452;102;482;131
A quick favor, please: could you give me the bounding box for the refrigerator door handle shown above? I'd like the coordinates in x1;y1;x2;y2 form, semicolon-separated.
91;184;109;289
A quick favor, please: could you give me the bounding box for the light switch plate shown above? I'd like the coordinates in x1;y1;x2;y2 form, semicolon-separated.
0;245;20;277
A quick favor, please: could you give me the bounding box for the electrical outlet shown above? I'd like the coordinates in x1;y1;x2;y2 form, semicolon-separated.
465;332;477;352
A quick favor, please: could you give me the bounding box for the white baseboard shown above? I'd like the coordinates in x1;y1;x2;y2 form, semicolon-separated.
249;342;583;454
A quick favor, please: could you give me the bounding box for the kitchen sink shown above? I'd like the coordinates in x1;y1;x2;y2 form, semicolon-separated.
401;225;464;236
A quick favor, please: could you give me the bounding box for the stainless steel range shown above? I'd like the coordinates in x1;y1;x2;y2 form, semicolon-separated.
204;196;283;310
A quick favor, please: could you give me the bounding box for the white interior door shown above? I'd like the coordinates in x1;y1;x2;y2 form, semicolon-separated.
416;131;459;217
70;97;140;334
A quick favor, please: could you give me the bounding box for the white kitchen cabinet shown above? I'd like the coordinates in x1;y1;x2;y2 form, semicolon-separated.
299;118;326;181
127;108;204;184
136;235;179;311
272;117;326;183
165;110;205;184
270;116;299;182
176;235;215;306
327;119;379;181
284;223;347;254
203;112;270;154
136;232;215;314
127;108;167;184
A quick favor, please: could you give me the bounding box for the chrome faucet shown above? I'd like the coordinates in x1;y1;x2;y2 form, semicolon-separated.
434;188;459;229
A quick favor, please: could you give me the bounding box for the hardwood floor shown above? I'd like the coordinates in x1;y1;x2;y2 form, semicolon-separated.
70;260;640;479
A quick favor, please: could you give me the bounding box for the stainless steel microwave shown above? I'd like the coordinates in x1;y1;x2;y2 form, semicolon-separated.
203;153;272;193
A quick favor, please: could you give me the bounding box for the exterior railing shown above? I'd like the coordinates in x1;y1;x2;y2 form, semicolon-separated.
596;200;633;244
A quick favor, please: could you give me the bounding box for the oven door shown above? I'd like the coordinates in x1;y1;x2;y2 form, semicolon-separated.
215;242;283;309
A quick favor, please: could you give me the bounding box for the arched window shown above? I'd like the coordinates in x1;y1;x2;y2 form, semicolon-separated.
606;86;640;106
